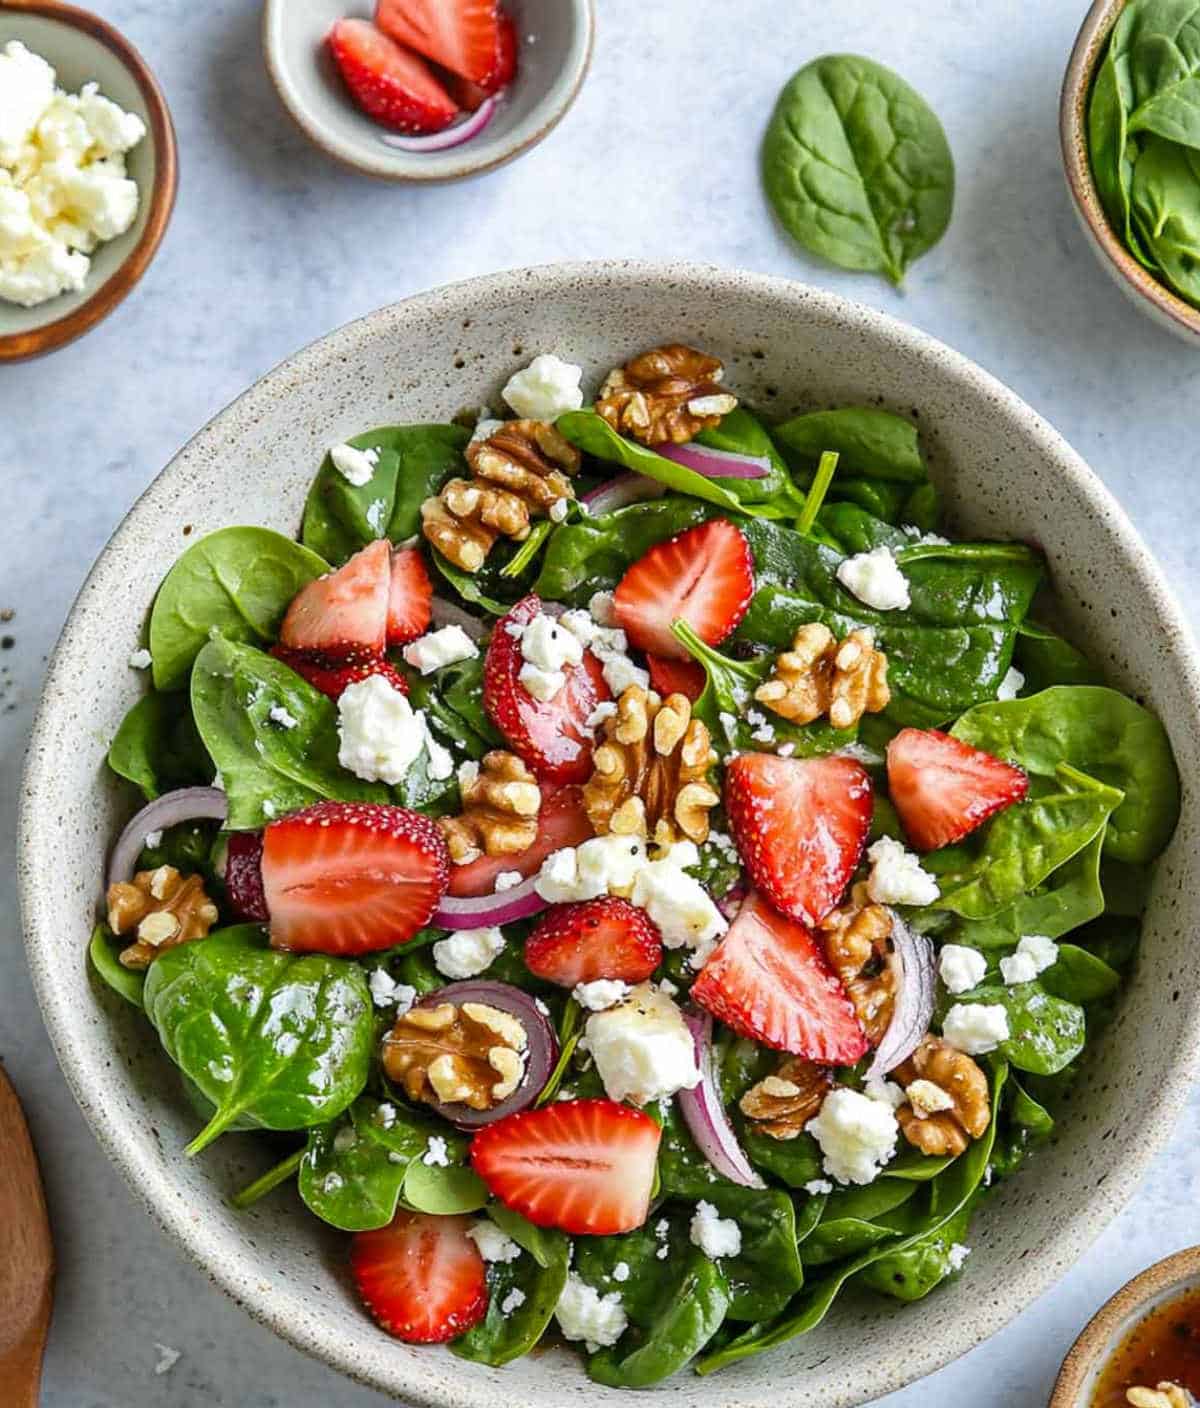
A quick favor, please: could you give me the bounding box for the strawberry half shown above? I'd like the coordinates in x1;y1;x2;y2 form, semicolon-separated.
375;0;499;83
261;801;449;954
613;518;753;660
445;9;517;106
887;727;1029;852
483;595;610;783
691;891;868;1063
524;897;662;988
646;653;705;702
280;538;391;658
447;783;592;897
271;646;409;702
351;1211;487;1343
725;753;873;926
470;1098;661;1235
387;545;433;646
327;18;459;135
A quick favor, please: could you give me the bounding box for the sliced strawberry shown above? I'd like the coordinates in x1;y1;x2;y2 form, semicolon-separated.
223;830;268;922
327;18;460;135
387;545;433;646
447;783;592;897
725;753;872;926
613;518;753;660
887;727;1029;852
375;0;499;83
261;801;449;954
692;891;867;1063
351;1210;487;1343
280;538;390;658
646;653;705;702
525;897;662;988
446;8;517;106
469;1098;660;1235
271;645;409;701
483;595;610;784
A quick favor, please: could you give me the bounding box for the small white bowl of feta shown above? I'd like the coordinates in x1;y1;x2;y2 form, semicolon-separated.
0;5;176;361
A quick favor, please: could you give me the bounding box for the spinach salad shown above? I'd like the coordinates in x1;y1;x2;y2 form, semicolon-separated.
94;344;1178;1386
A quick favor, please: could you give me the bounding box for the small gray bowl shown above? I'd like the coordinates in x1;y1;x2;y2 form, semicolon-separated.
262;0;594;182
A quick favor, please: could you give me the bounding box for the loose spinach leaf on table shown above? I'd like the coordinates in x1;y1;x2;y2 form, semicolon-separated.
762;55;954;285
143;925;374;1155
108;691;212;799
148;527;328;691
774;406;927;482
88;923;145;1007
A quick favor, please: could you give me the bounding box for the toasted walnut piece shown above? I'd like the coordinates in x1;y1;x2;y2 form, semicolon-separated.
755;624;890;731
420;420;580;572
1127;1386;1194;1408
439;751;542;863
818;885;896;1043
382;1000;528;1112
596;344;738;447
583;685;719;849
105;866;219;971
739;1058;832;1140
893;1035;990;1156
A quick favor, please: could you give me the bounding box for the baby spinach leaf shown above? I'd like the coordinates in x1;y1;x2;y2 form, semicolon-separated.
142;925;373;1155
698;1185;804;1321
230;1147;304;1209
406;654;501;761
1124;1;1200;150
149;528;328;691
1089;4;1148;258
88;923;145;1007
825;476;911;524
951;685;1180;863
1075;913;1142;971
992;1073;1055;1177
948;983;1085;1075
774;406;926;482
692;407;803;508
139;821;222;888
1040;943;1122;1004
858;1198;974;1302
191;637;386;828
882;1148;956;1181
430;550;511;616
402;1158;489;1214
108;691;212;799
903;480;943;534
656;1099;739;1199
762;56;954;285
1130;133;1200;304
1014;621;1103;691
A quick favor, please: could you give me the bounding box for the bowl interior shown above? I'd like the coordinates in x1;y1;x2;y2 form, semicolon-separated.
19;264;1200;1408
0;12;164;340
263;0;592;180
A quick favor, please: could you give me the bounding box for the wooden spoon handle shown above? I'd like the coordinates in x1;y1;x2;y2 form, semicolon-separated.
0;1071;53;1406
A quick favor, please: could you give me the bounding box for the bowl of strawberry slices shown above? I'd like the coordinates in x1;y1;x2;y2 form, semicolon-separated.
263;0;594;181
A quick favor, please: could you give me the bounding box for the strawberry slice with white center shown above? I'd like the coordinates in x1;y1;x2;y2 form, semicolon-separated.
375;0;500;83
279;538;390;658
327;18;459;135
613;518;754;660
483;595;609;784
725;752;873;926
469;1098;661;1235
524;897;663;987
447;783;592;897
691;891;868;1063
887;727;1029;851
351;1210;488;1343
387;545;433;646
261;801;449;954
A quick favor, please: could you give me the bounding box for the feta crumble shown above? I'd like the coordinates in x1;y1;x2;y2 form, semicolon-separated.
689;1200;742;1259
432;926;505;980
422;1135;451;1168
268;704;298;729
501;353;585;422
611;1261;631;1283
329;443;378;487
939;943;987;995
143;829;162;850
534;834;646;904
804;1178;834;1196
582;983;701;1105
942;1002;1010;1055
629;840;727;962
588;590;616;625
368;968;416;1013
402;624;479;675
573;978;629;1011
337;674;427;785
836;546;911;611
494;870;523;892
947;1242;971;1271
500;1287;527;1315
807;1086;899;1185
865;835;940;907
128;647;152;670
996;665;1025;701
466;1219;522;1264
554;1273;627;1351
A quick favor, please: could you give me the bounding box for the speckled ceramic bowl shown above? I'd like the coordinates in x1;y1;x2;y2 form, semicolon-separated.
18;262;1200;1408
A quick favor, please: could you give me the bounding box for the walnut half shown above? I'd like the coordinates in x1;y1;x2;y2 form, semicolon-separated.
105;865;219;970
739;1057;832;1141
893;1036;989;1157
817;884;896;1043
383;1001;528;1111
755;624;890;731
596;344;737;446
439;751;542;864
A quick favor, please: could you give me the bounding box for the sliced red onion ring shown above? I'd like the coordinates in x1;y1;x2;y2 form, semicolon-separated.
433;872;548;930
865;915;936;1081
657;441;771;480
107;787;228;890
429;595;487;643
380;95;498;153
581;472;666;517
716;877;747;923
409;980;557;1128
679;1009;765;1189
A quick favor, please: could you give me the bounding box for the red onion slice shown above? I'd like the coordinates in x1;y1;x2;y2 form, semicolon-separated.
380;95;498;153
580;472;666;517
409;980;557;1128
433;873;547;930
223;830;268;922
107;787;228;890
657;441;771;480
429;596;487;643
678;1009;765;1189
865;915;936;1081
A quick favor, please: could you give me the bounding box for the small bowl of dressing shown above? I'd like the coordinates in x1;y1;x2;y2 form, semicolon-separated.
1053;1248;1200;1408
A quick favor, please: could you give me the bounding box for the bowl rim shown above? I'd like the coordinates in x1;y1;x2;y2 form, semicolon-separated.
0;0;178;363
1060;0;1200;339
1049;1245;1200;1407
260;0;596;184
18;260;1200;1406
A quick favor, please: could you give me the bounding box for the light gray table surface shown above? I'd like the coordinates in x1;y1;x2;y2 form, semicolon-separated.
2;1;1199;1404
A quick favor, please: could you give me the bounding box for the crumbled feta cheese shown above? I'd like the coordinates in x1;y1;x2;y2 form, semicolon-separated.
374;1102;396;1129
143;829;162;850
611;1261;631;1283
572;978;629;1011
402;624;479;675
599;649;649;697
865;1078;907;1109
502;354;585;422
261;800;276;819
422;722;454;780
554;1273;627;1351
470;412;504;443
588;590;616;625
422;1136;451;1167
865;835;940;907
500;1287;527;1315
466;1219;522;1263
999;950;1038;985
337;674;426;784
534;834;646;903
996;666;1025;701
942;1002;1010;1055
585;700;618;729
804;1178;834;1196
836;741;885;766
630;841;728;959
947;1242;971;1271
518;662;566;702
368;968;416;1013
329;443;379;487
0;42;55;166
776;740;796;757
836;546;911;611
494;870;523;892
522;613;583;675
906;1079;954;1117
900;525;951;547
457;759;480;790
1017;933;1058;972
268;704;298;729
689;1200;742;1259
432;926;505;980
807;1087;899;1185
939;943;987;995
583;983;701;1105
128;648;152;670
